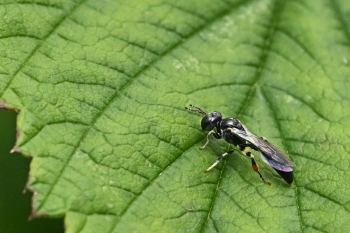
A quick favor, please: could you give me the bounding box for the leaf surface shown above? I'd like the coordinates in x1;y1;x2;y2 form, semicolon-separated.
1;0;350;232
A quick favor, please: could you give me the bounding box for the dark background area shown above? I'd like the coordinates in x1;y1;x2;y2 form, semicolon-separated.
0;110;64;233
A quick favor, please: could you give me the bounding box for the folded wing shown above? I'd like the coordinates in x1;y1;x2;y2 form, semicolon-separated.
231;122;295;172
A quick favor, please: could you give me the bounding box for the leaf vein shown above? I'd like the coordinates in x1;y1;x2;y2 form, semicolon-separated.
0;0;89;99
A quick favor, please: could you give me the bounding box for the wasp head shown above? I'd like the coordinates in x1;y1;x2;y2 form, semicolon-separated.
201;111;222;131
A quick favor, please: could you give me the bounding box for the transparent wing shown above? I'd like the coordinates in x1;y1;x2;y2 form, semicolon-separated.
231;122;295;172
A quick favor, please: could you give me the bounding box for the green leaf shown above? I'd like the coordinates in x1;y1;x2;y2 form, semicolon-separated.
1;0;350;232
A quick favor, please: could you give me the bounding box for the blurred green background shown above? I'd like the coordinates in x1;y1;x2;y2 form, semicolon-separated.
0;110;64;233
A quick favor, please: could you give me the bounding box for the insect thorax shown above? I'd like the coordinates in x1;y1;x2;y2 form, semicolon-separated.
220;118;243;146
222;129;241;146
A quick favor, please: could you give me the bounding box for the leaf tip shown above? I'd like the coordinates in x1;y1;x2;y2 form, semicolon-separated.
10;146;20;154
0;100;20;112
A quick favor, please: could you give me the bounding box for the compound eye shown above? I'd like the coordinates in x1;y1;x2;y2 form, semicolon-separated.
201;115;214;131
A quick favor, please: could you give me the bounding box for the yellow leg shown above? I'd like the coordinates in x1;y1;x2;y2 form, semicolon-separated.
204;150;234;172
199;130;215;150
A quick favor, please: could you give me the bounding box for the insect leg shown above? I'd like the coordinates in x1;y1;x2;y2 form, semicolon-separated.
204;150;235;173
199;130;221;149
240;146;271;185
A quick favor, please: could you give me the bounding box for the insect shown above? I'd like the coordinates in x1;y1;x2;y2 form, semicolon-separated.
186;104;295;185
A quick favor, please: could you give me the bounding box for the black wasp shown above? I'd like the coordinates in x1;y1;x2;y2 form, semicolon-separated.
186;104;295;185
